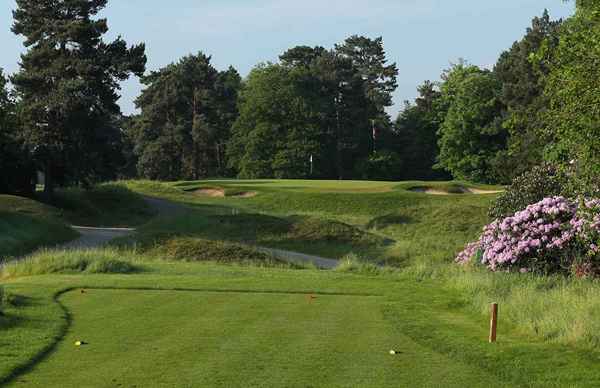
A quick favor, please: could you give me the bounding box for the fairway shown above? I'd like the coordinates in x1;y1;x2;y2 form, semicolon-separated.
9;287;499;388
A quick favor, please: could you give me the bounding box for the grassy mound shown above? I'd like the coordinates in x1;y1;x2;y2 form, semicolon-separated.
129;210;390;263
0;195;77;259
46;183;155;227
143;236;298;267
1;249;140;278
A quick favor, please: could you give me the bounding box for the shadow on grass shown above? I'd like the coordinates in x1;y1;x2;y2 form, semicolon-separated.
0;288;73;386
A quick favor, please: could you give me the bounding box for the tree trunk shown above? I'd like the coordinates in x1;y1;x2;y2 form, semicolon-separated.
43;161;54;199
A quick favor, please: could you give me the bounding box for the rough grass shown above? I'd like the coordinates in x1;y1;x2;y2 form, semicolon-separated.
136;235;302;268
128;211;392;263
0;249;141;278
436;266;600;349
124;179;495;265
0;195;77;259
44;183;155;227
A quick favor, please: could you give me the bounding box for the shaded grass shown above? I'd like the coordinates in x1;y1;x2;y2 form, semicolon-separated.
0;195;77;259
43;183;155;227
128;210;392;263
136;235;303;268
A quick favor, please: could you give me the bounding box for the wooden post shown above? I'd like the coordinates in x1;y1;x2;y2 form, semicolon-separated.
489;302;498;343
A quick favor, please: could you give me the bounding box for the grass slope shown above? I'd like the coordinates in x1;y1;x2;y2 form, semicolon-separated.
45;183;155;227
125;179;498;265
0;195;77;259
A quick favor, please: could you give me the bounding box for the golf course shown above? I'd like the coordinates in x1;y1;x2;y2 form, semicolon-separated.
2;180;600;387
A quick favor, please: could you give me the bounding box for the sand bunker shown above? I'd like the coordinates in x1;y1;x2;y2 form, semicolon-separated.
409;186;503;195
194;188;257;198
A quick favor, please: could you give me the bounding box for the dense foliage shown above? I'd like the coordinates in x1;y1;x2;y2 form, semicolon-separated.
489;165;567;219
0;69;34;195
493;10;562;180
436;63;507;183
459;197;600;276
538;2;600;195
228;38;396;179
11;0;146;195
132;53;241;180
2;2;599;197
394;81;450;180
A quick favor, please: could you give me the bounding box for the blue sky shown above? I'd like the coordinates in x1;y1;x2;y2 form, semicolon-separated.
1;0;574;117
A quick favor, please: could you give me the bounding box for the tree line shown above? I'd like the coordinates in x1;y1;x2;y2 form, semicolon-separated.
1;0;598;196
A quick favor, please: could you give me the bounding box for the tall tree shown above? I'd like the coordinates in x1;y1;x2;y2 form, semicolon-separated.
538;1;600;193
228;49;372;180
493;10;562;180
135;53;240;180
11;0;146;196
394;81;449;180
227;64;321;178
436;63;507;183
280;46;326;68
335;36;398;114
311;50;371;179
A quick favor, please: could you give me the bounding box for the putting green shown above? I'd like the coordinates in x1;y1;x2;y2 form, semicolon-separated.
10;288;495;388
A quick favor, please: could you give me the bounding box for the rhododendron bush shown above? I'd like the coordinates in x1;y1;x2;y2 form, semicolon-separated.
457;197;600;276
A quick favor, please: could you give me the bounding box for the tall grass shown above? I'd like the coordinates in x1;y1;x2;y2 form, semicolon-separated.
403;263;600;349
0;248;141;279
45;183;155;227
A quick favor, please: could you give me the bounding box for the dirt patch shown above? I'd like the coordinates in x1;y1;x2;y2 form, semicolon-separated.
408;186;503;195
193;189;257;198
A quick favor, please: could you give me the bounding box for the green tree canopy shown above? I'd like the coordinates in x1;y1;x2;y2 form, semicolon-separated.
11;0;146;195
493;10;562;180
228;45;373;180
436;63;507;183
539;1;600;193
394;81;450;180
134;53;241;180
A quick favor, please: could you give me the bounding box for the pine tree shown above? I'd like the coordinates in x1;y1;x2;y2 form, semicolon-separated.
11;0;146;196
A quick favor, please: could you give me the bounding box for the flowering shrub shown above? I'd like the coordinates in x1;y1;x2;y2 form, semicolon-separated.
457;197;600;276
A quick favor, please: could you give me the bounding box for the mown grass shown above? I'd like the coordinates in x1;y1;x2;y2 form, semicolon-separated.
0;195;77;259
43;183;155;227
2;261;600;387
